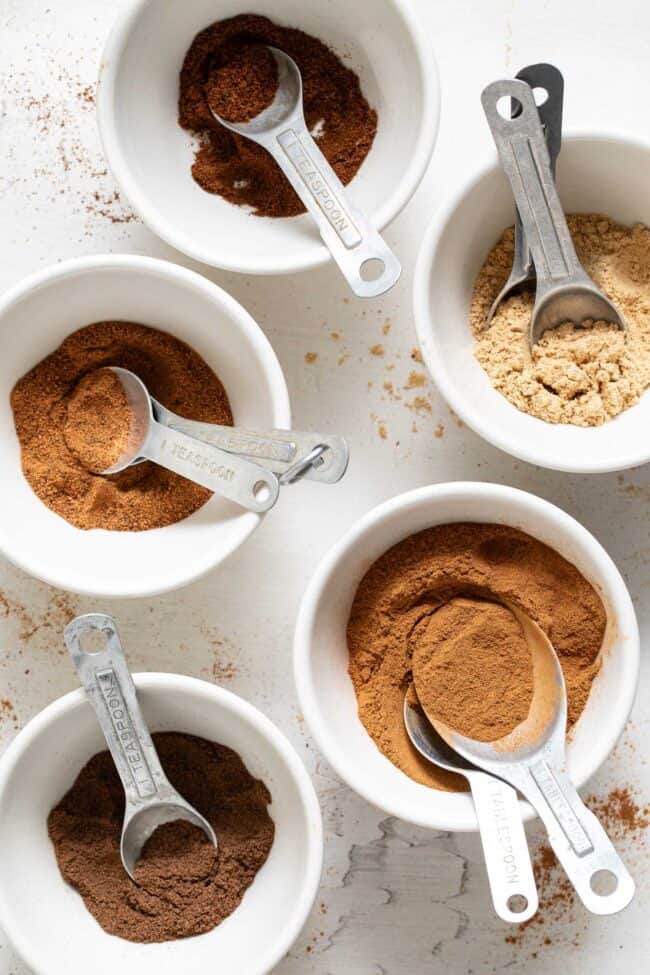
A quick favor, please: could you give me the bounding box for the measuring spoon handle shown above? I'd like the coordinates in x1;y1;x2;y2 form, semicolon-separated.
482;78;583;297
258;119;400;298
144;419;279;513
523;760;635;915
468;771;538;923
64;614;174;809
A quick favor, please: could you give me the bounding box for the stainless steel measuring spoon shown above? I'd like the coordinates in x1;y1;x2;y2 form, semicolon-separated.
208;47;401;298
487;63;564;323
102;367;280;513
482;79;626;346
153;399;349;485
404;693;538;923
64;613;217;881
425;606;635;916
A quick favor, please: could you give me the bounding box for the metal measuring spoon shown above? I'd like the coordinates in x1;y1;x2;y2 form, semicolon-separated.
404;692;538;923
486;63;564;324
64;614;217;881
207;47;401;298
424;605;635;916
482;79;626;346
101;367;280;513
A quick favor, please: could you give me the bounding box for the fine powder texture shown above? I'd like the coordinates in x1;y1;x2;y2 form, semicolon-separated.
10;321;233;531
47;733;275;943
471;214;650;426
178;14;377;217
412;597;534;742
205;43;278;122
63;368;133;474
347;523;606;792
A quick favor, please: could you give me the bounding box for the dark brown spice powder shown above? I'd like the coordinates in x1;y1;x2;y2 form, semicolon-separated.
48;732;275;943
205;43;278;123
178;13;377;217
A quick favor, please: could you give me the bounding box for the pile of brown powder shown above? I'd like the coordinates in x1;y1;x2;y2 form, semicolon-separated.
48;732;275;943
412;597;534;742
347;523;606;791
204;43;278;123
10;320;233;531
63;368;133;474
178;13;377;217
471;214;650;426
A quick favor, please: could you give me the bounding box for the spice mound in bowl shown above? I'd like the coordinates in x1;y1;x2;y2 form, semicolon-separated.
471;214;650;426
347;523;605;792
10;320;233;531
178;13;377;217
48;732;274;943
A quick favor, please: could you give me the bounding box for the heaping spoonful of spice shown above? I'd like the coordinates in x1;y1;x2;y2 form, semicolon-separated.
412;599;635;916
204;45;401;298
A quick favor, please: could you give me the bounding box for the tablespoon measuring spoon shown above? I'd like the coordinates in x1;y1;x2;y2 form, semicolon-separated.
208;47;401;298
482;79;626;346
101;367;280;513
404;692;538;923
486;63;564;324
64;613;217;882
425;605;635;915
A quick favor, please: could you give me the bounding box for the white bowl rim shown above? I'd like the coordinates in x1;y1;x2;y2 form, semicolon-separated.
0;253;291;598
96;0;441;275
0;672;323;975
293;480;640;832
413;128;650;474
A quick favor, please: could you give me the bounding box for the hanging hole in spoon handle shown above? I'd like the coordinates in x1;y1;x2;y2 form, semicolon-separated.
467;771;539;923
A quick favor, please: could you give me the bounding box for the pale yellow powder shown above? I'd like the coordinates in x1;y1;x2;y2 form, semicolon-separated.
470;214;650;426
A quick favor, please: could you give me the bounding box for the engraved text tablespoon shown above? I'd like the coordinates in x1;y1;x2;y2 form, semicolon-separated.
64;613;217;881
482;79;626;346
423;605;635;915
208;47;401;298
404;691;538;923
487;63;564;324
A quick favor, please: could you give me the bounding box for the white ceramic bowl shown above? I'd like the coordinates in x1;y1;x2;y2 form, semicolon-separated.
97;0;439;274
0;255;290;598
294;482;639;832
413;133;650;473
0;674;322;975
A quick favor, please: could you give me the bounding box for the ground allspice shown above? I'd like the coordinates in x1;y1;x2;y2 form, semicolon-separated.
178;14;377;217
10;320;233;531
347;523;606;791
47;733;275;943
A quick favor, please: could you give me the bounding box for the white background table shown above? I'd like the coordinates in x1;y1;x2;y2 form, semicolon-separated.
1;0;649;971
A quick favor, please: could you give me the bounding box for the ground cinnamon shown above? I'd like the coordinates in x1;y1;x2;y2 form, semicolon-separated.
47;732;275;943
63;368;133;474
10;320;233;531
412;597;534;741
178;13;377;217
347;523;606;791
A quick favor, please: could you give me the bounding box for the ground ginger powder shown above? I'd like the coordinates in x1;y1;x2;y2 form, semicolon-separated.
471;214;650;426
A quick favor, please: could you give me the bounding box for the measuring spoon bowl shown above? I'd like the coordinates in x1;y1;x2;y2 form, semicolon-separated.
64;613;217;882
208;47;401;298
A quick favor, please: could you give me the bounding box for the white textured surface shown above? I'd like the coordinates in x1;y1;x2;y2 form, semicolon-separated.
0;1;649;972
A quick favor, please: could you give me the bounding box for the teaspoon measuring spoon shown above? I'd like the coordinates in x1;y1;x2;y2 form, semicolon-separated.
425;605;635;915
208;47;401;298
482;79;626;346
404;693;538;923
64;613;217;882
486;63;564;324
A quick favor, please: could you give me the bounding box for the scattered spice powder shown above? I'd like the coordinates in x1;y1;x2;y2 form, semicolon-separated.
471;214;650;426
11;321;233;531
347;524;605;791
369;344;384;357
305;352;319;364
178;14;377;217
48;733;274;943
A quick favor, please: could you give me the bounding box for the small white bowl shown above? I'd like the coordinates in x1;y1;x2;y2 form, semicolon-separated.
413;133;650;473
97;0;439;275
0;255;290;598
0;674;322;975
294;482;639;832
